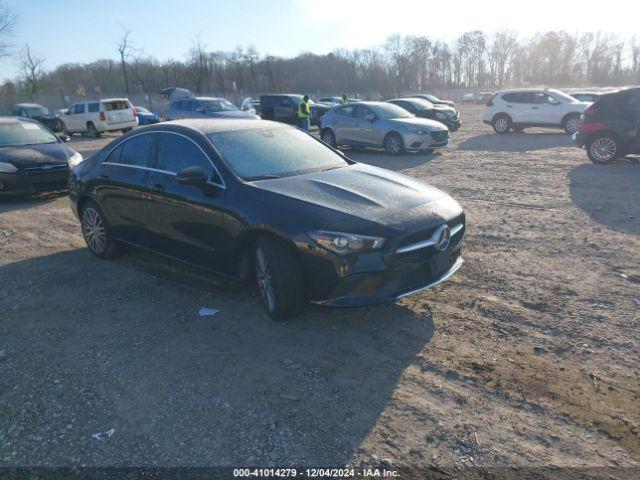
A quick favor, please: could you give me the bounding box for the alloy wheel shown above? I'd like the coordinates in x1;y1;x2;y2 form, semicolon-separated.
256;248;276;313
386;134;402;154
590;137;617;163
565;117;581;134
321;130;336;147
82;207;106;254
494;118;508;133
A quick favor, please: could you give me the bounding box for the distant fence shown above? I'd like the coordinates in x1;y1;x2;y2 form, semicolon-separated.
2;85;633;115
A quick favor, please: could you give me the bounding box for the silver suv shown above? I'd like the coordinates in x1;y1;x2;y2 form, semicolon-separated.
165;97;259;120
320;102;449;154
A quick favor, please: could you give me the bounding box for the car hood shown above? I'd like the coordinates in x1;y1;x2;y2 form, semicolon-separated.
0;142;75;168
434;100;455;107
388;116;448;131
209;110;259;119
251;163;462;234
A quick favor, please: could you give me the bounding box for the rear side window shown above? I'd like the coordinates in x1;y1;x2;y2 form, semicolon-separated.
88;103;99;113
502;93;521;103
103;100;130;111
336;106;354;117
74;104;86;114
155;134;213;174
119;134;155;167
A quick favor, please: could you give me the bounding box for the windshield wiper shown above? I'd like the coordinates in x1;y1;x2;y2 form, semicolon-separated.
245;174;283;181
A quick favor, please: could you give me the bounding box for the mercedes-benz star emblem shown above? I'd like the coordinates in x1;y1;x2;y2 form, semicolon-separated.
433;224;451;252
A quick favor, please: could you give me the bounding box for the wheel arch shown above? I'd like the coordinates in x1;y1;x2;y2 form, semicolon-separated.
491;112;512;123
233;227;302;283
561;111;582;126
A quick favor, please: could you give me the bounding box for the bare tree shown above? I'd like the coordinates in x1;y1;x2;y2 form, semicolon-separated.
116;27;134;93
0;2;17;58
18;44;44;100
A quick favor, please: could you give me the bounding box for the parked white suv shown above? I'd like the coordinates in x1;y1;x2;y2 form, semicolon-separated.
61;98;138;138
483;89;590;134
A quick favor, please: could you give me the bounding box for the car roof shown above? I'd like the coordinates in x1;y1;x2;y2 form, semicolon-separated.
13;103;44;108
193;97;229;101
0;116;38;125
139;118;290;135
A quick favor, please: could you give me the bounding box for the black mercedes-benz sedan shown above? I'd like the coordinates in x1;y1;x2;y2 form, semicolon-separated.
69;119;465;320
0;117;82;196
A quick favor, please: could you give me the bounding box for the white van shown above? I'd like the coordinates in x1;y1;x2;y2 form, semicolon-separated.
61;98;138;137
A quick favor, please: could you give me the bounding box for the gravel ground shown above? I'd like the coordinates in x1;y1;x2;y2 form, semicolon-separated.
0;105;638;476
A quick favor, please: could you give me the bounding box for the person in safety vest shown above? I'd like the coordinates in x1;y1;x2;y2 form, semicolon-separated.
298;95;311;131
340;93;348;104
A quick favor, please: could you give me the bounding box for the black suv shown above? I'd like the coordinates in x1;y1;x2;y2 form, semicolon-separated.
257;94;331;126
573;87;640;164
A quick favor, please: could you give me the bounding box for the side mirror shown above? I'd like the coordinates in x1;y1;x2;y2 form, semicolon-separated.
58;133;70;142
176;166;208;186
365;113;376;122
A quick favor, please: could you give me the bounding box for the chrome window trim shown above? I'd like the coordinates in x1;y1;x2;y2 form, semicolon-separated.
396;222;464;254
101;130;226;189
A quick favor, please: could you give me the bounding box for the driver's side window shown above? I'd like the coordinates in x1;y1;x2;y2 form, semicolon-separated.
355;106;374;119
155;133;214;177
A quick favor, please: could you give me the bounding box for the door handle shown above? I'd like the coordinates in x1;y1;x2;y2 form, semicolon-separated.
531;106;539;110
506;105;513;108
150;184;164;193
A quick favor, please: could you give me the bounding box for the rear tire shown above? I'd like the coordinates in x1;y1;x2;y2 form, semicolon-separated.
255;237;305;321
80;200;117;259
586;133;619;164
492;114;511;134
563;113;581;135
321;128;337;148
87;122;101;138
384;132;404;154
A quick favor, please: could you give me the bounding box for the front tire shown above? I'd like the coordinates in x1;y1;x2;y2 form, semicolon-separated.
563;113;581;135
492;114;511;134
321;128;336;148
80;200;117;259
586;133;619;164
384;132;404;154
255;237;305;321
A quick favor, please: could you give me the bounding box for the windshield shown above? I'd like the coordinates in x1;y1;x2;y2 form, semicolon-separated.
23;106;49;116
0;122;58;147
134;106;151;114
423;94;439;102
208;128;349;181
370;103;413;119
408;99;434;110
202;99;239;112
550;90;578;103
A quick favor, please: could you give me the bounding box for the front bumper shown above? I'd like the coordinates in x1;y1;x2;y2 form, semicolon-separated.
300;219;465;307
0;165;69;196
314;253;464;307
402;131;449;150
445;118;462;131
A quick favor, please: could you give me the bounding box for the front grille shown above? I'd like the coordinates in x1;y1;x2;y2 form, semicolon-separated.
25;165;69;191
431;130;449;143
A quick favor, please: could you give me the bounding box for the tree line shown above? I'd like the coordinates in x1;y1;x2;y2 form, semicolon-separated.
1;4;639;102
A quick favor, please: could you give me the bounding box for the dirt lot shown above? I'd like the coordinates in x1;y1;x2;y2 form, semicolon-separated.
1;105;639;476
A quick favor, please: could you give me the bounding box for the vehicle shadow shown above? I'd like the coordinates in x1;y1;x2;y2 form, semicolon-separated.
569;163;640;236
0;190;67;214
0;248;435;466
458;132;572;152
346;149;442;170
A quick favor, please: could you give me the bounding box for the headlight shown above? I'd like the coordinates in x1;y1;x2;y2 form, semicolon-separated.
407;126;428;135
68;152;84;168
0;161;18;173
307;231;386;255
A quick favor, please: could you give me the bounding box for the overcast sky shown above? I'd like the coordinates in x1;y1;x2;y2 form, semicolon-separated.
1;0;637;81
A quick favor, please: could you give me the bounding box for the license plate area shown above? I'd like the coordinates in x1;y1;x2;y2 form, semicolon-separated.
428;250;458;276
